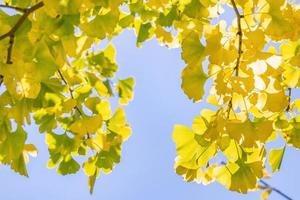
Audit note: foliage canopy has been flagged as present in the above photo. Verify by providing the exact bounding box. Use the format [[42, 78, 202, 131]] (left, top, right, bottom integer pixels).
[[0, 0, 299, 198]]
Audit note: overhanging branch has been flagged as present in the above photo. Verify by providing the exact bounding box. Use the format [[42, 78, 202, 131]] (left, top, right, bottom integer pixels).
[[0, 1, 44, 42], [227, 0, 244, 118], [0, 1, 44, 87]]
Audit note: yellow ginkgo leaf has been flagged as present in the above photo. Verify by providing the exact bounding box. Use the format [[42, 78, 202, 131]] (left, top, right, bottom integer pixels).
[[172, 125, 216, 170], [108, 107, 131, 141], [261, 189, 272, 200], [268, 146, 285, 173], [69, 115, 102, 136], [214, 161, 264, 193]]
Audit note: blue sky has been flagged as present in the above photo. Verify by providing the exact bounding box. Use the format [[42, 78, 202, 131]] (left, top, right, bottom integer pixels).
[[0, 29, 299, 200]]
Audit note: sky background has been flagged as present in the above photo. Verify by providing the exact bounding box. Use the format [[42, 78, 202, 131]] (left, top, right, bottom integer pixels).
[[1, 3, 300, 200]]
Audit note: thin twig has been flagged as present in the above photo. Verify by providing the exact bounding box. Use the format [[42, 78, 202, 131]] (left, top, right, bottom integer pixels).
[[227, 98, 233, 118], [286, 88, 292, 112], [58, 69, 74, 99], [259, 180, 293, 200], [0, 4, 27, 13], [58, 69, 91, 138], [57, 69, 83, 116], [6, 35, 14, 64]]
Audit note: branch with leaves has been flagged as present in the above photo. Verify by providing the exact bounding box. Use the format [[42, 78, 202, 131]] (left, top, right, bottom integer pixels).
[[0, 1, 44, 63], [0, 1, 44, 86], [226, 0, 245, 118], [57, 69, 83, 115]]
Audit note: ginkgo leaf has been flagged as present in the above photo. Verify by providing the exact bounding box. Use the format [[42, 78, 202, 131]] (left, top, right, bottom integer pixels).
[[58, 156, 80, 175], [69, 115, 103, 136], [95, 147, 121, 173], [261, 189, 272, 200], [80, 10, 119, 40], [181, 31, 205, 64], [96, 100, 112, 120], [268, 146, 286, 173], [46, 132, 80, 170], [157, 5, 179, 27], [88, 48, 118, 78], [172, 125, 216, 170], [226, 118, 274, 147], [136, 22, 154, 47], [214, 161, 264, 193], [83, 156, 98, 177], [282, 117, 300, 148], [147, 0, 170, 10], [116, 77, 135, 105], [88, 170, 99, 194], [0, 127, 28, 176], [181, 64, 207, 102], [108, 107, 132, 141], [82, 155, 100, 193], [264, 0, 293, 40]]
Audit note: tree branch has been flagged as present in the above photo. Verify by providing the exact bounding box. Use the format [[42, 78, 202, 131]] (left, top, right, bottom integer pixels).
[[226, 0, 244, 118], [0, 74, 3, 87], [230, 0, 243, 76], [0, 1, 44, 87], [0, 1, 44, 41], [259, 180, 293, 200], [6, 35, 14, 64]]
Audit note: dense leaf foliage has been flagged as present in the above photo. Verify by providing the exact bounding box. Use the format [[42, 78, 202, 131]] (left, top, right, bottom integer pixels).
[[0, 0, 298, 198]]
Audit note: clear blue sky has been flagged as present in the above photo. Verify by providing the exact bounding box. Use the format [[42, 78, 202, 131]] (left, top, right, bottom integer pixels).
[[1, 5, 300, 200]]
